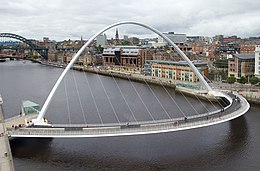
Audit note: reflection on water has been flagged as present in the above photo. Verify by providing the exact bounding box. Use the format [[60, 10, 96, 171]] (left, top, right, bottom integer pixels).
[[10, 138, 53, 158]]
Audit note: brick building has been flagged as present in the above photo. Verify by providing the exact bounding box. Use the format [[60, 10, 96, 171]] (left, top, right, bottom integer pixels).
[[102, 46, 153, 68]]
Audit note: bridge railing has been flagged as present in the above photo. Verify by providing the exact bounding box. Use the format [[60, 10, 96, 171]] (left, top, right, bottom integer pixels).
[[7, 95, 248, 137]]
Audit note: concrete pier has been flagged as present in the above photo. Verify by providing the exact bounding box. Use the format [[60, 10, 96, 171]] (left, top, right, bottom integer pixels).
[[0, 96, 15, 171]]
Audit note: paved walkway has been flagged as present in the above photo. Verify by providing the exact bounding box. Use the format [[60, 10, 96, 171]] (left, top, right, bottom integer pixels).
[[0, 96, 15, 171], [7, 94, 249, 138]]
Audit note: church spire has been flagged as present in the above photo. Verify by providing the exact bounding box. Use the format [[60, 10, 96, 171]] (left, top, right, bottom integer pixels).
[[115, 28, 120, 45], [115, 28, 119, 40]]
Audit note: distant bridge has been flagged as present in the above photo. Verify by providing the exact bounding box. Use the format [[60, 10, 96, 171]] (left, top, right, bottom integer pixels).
[[0, 33, 48, 59]]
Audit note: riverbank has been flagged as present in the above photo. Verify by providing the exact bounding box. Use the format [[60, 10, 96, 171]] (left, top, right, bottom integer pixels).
[[238, 91, 260, 104]]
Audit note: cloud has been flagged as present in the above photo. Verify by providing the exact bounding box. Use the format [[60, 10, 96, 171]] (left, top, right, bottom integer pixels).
[[0, 0, 259, 40]]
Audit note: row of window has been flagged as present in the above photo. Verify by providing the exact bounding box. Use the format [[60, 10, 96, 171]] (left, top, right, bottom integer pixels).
[[103, 51, 138, 54], [153, 69, 193, 76], [152, 73, 197, 82], [122, 51, 138, 54]]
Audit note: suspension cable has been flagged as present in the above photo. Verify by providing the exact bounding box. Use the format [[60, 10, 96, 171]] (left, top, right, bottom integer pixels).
[[149, 50, 187, 118], [142, 79, 172, 119], [176, 86, 200, 115], [82, 68, 104, 125], [203, 75, 225, 109], [95, 69, 121, 123], [72, 68, 87, 124], [64, 77, 71, 125], [158, 80, 187, 118], [114, 56, 155, 121], [111, 76, 138, 122]]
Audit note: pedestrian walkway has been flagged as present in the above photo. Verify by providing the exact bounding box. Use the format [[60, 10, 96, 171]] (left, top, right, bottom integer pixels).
[[0, 96, 15, 171]]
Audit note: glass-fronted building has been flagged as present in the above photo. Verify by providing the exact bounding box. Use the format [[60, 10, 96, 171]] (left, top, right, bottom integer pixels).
[[228, 54, 255, 80]]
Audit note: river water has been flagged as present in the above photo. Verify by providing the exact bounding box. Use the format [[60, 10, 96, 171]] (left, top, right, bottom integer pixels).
[[0, 60, 259, 171]]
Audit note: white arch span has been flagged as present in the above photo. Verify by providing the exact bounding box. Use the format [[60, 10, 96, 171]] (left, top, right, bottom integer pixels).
[[33, 21, 230, 125]]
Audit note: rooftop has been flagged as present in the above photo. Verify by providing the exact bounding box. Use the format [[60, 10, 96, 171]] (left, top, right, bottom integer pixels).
[[22, 100, 40, 108], [146, 60, 208, 66], [233, 54, 255, 59]]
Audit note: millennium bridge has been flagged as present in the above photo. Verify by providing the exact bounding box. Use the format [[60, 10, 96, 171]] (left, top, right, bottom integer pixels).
[[3, 21, 250, 138]]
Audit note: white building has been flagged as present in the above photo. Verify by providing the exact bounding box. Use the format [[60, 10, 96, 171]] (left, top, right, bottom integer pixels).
[[103, 46, 142, 66], [147, 41, 166, 48], [96, 34, 108, 48], [158, 32, 187, 44], [255, 45, 260, 78]]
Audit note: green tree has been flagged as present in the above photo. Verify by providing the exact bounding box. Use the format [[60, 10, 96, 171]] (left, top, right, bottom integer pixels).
[[213, 59, 228, 68], [121, 41, 130, 45], [221, 70, 228, 80], [208, 69, 228, 81], [96, 45, 104, 54], [164, 45, 170, 51], [239, 76, 247, 84], [227, 76, 236, 84], [26, 53, 38, 59], [250, 76, 260, 84]]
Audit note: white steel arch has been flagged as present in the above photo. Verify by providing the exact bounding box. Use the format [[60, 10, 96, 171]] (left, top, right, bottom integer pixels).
[[33, 21, 222, 125]]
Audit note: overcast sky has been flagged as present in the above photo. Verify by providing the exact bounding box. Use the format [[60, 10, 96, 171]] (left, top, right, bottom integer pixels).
[[1, 0, 260, 40]]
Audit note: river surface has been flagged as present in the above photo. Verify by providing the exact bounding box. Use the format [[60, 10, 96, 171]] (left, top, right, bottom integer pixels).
[[0, 60, 259, 171]]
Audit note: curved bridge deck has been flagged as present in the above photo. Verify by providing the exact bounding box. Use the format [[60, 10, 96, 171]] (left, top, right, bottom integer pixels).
[[7, 94, 249, 138]]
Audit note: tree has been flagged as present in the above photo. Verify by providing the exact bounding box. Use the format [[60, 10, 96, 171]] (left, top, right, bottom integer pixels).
[[96, 45, 104, 54], [227, 76, 236, 84], [213, 59, 228, 68], [164, 45, 170, 51], [121, 41, 130, 45], [208, 69, 228, 81], [26, 53, 39, 59], [250, 76, 260, 85], [239, 76, 247, 84]]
